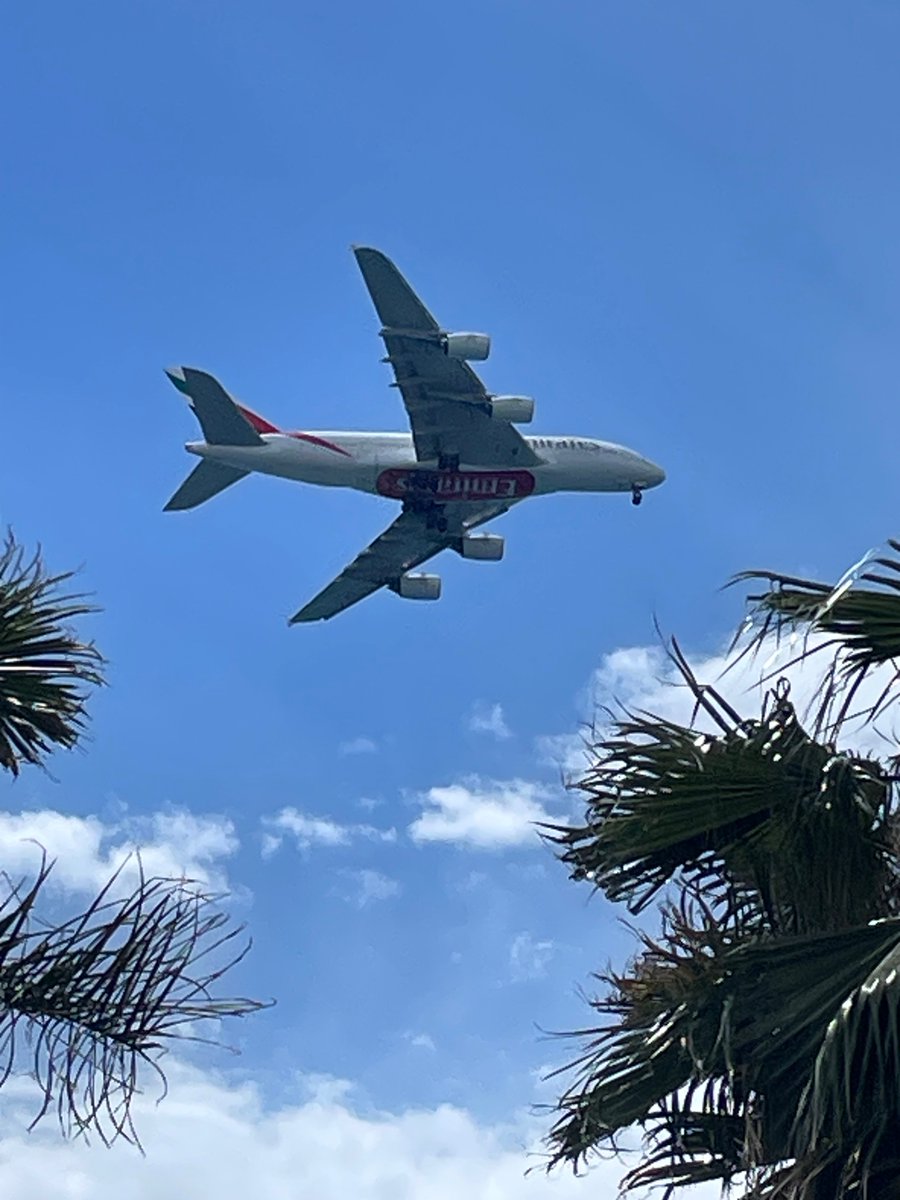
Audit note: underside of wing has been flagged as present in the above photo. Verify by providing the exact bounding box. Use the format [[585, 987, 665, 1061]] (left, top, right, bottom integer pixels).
[[290, 501, 511, 624], [352, 247, 540, 469]]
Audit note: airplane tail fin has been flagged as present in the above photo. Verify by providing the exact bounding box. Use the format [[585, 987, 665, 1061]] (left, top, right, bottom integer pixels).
[[165, 366, 281, 444], [164, 366, 278, 511], [163, 460, 250, 511]]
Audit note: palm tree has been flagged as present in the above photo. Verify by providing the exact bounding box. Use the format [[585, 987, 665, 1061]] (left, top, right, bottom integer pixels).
[[542, 538, 900, 1199], [0, 530, 266, 1144], [0, 533, 103, 775]]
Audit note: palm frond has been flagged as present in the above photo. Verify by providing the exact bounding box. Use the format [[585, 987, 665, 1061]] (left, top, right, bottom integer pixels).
[[792, 929, 900, 1171], [543, 664, 896, 934], [621, 1108, 749, 1195], [731, 538, 900, 737], [544, 538, 900, 1197], [0, 853, 269, 1146], [545, 899, 740, 1172], [0, 533, 103, 776], [547, 919, 900, 1183]]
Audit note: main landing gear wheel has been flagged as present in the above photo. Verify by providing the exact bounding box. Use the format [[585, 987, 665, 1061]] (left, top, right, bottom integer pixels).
[[425, 510, 449, 533], [631, 486, 643, 506]]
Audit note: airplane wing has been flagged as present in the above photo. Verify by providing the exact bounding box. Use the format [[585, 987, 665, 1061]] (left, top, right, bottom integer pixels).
[[353, 247, 540, 468], [290, 500, 511, 624]]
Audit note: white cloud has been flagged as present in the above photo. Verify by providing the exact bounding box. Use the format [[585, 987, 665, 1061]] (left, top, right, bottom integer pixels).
[[404, 1031, 437, 1052], [0, 1063, 705, 1200], [607, 636, 900, 756], [529, 1063, 565, 1102], [269, 811, 351, 848], [509, 932, 556, 982], [408, 778, 559, 850], [456, 869, 489, 891], [0, 808, 238, 896], [262, 808, 396, 856], [467, 703, 513, 741], [537, 645, 682, 777], [260, 832, 283, 859], [535, 732, 591, 777], [339, 868, 401, 907], [339, 736, 378, 756], [539, 632, 900, 782]]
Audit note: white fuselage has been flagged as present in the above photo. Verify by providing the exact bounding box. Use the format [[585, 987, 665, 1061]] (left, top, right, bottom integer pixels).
[[185, 430, 666, 501]]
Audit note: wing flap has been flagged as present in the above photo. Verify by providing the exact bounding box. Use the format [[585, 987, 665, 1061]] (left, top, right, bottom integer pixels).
[[290, 509, 441, 624], [290, 501, 511, 624], [352, 247, 540, 468]]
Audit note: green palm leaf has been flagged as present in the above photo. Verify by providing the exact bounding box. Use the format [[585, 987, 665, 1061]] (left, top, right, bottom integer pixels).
[[0, 532, 268, 1145], [545, 901, 740, 1170], [544, 535, 900, 1197], [542, 663, 893, 934], [0, 532, 103, 775], [547, 918, 900, 1187], [0, 853, 269, 1145], [793, 931, 900, 1163], [732, 538, 900, 735], [621, 1110, 748, 1193]]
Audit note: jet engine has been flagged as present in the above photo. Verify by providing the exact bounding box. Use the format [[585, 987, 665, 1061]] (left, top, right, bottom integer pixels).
[[442, 332, 491, 361], [457, 534, 505, 561], [490, 395, 535, 424], [395, 572, 441, 600]]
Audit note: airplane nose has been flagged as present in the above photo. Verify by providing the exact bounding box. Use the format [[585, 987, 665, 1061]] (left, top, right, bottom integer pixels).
[[635, 457, 666, 488]]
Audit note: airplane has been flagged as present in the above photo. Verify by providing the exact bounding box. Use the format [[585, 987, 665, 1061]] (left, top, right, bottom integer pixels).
[[163, 246, 666, 624]]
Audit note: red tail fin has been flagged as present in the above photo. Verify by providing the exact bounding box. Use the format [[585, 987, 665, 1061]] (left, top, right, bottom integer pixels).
[[234, 403, 280, 434], [166, 367, 281, 435]]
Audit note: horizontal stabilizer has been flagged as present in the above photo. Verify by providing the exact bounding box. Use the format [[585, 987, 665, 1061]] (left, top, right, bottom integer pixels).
[[164, 460, 249, 511], [166, 366, 264, 447]]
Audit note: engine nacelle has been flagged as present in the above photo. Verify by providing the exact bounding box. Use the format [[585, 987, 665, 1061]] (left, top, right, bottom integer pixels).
[[396, 572, 441, 601], [442, 332, 491, 361], [457, 534, 505, 561], [490, 395, 535, 424]]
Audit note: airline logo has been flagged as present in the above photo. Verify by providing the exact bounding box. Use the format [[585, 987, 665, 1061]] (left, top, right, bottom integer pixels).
[[377, 468, 535, 501]]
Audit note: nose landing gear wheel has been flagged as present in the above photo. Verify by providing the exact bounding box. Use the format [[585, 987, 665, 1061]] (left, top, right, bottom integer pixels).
[[631, 487, 643, 506]]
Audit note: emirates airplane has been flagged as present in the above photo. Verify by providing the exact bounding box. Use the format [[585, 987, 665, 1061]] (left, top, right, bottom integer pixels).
[[164, 246, 665, 623]]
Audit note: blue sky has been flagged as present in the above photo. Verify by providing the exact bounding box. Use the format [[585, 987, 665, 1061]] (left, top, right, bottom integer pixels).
[[2, 2, 899, 1195]]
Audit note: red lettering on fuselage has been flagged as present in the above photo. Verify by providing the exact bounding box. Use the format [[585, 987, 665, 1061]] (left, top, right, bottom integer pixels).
[[376, 469, 536, 502]]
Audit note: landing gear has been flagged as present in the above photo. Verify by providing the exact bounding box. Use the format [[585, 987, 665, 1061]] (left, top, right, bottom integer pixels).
[[400, 463, 452, 533], [631, 486, 643, 507], [430, 455, 456, 532]]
